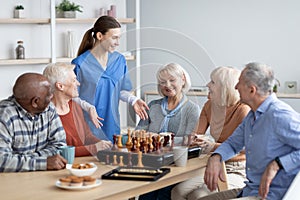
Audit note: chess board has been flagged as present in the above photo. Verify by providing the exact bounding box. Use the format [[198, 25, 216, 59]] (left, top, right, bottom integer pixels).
[[97, 146, 201, 169], [102, 166, 171, 181], [97, 148, 174, 168]]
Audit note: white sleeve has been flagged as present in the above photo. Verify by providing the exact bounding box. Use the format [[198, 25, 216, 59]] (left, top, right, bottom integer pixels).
[[120, 90, 139, 105], [72, 97, 95, 112]]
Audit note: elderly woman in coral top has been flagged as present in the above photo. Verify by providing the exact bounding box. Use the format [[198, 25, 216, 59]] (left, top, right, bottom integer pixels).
[[171, 66, 250, 200], [43, 63, 112, 157]]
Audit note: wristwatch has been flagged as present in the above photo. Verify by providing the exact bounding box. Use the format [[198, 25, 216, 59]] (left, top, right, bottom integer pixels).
[[275, 157, 283, 169], [210, 153, 222, 162]]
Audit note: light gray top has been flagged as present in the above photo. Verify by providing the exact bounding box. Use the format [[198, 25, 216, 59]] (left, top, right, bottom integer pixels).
[[136, 96, 200, 145]]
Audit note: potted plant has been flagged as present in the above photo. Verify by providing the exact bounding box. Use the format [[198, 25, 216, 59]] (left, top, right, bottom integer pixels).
[[14, 5, 25, 18], [56, 0, 83, 18]]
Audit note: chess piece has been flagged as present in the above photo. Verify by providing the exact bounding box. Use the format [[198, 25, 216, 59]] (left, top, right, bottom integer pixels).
[[136, 137, 141, 152], [143, 136, 149, 153], [106, 155, 110, 165], [119, 156, 124, 166], [163, 135, 170, 147], [112, 154, 118, 166], [117, 135, 123, 148], [156, 135, 161, 154], [126, 129, 133, 151], [140, 137, 145, 153], [152, 135, 157, 152], [131, 137, 137, 152], [111, 134, 118, 150], [136, 151, 144, 167], [149, 135, 154, 152], [170, 133, 175, 151]]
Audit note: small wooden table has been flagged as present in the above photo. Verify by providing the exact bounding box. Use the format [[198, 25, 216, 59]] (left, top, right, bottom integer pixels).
[[0, 155, 209, 200]]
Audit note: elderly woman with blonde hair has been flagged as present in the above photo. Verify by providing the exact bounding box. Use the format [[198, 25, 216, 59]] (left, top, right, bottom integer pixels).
[[171, 66, 250, 200], [43, 63, 112, 157]]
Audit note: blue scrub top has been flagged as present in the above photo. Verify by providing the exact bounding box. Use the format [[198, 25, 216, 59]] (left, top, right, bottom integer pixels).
[[72, 50, 132, 142]]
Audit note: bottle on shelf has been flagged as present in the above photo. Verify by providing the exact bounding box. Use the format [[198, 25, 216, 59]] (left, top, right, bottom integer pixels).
[[66, 31, 75, 58], [15, 40, 25, 59]]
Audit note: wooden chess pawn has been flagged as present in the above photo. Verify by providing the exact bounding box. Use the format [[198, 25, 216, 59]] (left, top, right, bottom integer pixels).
[[143, 136, 149, 153], [136, 137, 141, 151], [141, 130, 146, 139], [136, 151, 144, 167], [106, 155, 110, 165], [117, 135, 123, 148], [156, 135, 161, 154], [119, 156, 124, 166], [126, 129, 133, 151], [112, 155, 118, 166], [148, 136, 153, 153]]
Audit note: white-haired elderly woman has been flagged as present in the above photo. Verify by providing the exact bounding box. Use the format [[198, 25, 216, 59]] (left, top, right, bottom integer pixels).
[[137, 63, 200, 200], [171, 66, 251, 200], [136, 63, 200, 146], [43, 63, 112, 157]]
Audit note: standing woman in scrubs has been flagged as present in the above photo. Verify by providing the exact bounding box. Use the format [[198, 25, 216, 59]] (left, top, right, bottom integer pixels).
[[72, 16, 149, 142]]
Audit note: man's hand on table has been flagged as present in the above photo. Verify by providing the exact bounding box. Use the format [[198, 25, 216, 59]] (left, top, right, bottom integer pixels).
[[47, 154, 67, 170]]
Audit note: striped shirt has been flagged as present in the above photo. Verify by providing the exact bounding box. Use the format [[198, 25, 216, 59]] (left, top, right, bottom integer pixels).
[[0, 96, 66, 172]]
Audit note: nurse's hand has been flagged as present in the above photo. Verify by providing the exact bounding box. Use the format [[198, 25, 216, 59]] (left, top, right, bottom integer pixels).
[[133, 99, 149, 120], [89, 106, 103, 128]]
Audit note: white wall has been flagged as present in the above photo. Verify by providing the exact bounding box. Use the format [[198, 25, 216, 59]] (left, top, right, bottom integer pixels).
[[0, 0, 127, 99], [2, 0, 300, 113], [138, 0, 300, 111]]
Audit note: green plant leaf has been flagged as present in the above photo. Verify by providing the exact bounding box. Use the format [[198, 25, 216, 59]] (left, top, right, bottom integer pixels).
[[56, 0, 83, 12]]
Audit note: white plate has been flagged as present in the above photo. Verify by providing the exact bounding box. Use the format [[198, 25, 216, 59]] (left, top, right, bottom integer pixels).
[[55, 179, 102, 190]]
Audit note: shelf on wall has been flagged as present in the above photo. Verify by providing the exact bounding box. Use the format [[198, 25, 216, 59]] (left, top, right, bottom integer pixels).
[[55, 18, 135, 24], [0, 18, 50, 24], [0, 18, 135, 25], [0, 58, 50, 65], [276, 93, 300, 99], [0, 55, 135, 66]]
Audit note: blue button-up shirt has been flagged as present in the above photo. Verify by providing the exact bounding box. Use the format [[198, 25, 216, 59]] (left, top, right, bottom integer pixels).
[[215, 93, 300, 199]]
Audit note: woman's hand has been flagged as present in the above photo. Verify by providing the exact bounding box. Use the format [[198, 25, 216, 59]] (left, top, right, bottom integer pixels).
[[95, 140, 113, 151], [191, 135, 215, 154], [133, 99, 149, 120], [89, 107, 104, 128]]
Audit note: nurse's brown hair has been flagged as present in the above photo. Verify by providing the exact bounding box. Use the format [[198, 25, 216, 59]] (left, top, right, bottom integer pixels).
[[77, 16, 121, 56]]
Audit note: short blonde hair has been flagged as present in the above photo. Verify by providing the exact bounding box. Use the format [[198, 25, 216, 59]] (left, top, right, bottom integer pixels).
[[210, 66, 241, 106], [156, 63, 191, 96], [43, 62, 75, 89]]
